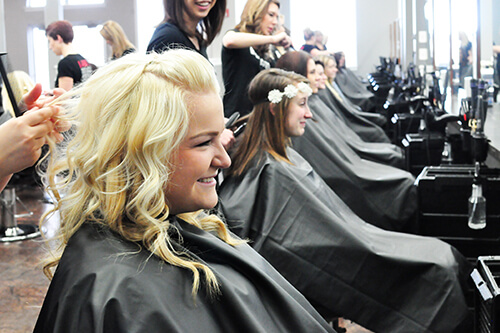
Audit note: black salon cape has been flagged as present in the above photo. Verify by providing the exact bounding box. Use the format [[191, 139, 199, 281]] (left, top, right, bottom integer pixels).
[[327, 81, 387, 128], [34, 219, 334, 333], [318, 83, 389, 144], [335, 68, 377, 111], [292, 94, 417, 231], [219, 149, 471, 333], [308, 94, 404, 169]]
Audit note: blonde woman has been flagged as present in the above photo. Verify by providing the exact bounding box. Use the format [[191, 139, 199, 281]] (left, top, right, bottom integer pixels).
[[100, 20, 136, 60], [222, 0, 292, 117], [1, 71, 35, 117], [34, 50, 333, 333]]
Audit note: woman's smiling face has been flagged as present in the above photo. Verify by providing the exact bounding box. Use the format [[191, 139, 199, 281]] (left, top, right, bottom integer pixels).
[[306, 58, 320, 93], [284, 90, 313, 137], [183, 0, 217, 28], [165, 90, 231, 215]]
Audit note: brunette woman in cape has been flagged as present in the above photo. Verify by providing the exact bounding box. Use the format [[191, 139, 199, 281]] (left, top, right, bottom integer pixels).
[[333, 51, 380, 112], [219, 68, 471, 333], [276, 51, 416, 230], [34, 50, 334, 333], [281, 52, 403, 169], [316, 55, 389, 142]]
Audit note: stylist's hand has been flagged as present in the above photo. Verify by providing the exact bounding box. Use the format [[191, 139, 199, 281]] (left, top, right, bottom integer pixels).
[[18, 83, 66, 113], [21, 83, 70, 135], [0, 105, 60, 179], [272, 32, 291, 48]]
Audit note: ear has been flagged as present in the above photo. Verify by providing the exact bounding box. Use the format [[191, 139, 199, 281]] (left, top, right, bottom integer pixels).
[[269, 103, 276, 116], [56, 35, 64, 43]]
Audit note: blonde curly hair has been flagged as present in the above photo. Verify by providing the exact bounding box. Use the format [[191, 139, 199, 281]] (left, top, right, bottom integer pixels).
[[40, 49, 241, 297]]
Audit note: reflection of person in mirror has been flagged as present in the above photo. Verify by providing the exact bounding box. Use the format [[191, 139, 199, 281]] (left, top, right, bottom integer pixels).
[[458, 31, 473, 87], [493, 43, 500, 88]]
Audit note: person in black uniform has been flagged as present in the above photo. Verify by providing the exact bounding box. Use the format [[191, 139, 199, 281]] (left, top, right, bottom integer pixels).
[[46, 20, 93, 91], [147, 0, 226, 57], [300, 28, 332, 58], [300, 27, 316, 53], [34, 49, 335, 333], [221, 0, 292, 118], [148, 0, 235, 149]]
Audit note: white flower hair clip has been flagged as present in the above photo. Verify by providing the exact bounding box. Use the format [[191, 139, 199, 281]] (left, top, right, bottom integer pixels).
[[267, 82, 313, 104]]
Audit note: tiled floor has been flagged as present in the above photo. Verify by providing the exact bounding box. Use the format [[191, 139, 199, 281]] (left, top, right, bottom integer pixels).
[[0, 184, 52, 333]]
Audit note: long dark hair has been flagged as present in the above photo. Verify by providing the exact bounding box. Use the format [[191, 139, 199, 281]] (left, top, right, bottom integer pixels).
[[334, 51, 345, 69], [229, 68, 309, 177], [163, 0, 227, 46]]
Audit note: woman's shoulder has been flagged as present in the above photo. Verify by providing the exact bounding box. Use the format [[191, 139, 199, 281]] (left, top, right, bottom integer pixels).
[[154, 22, 182, 35], [300, 44, 316, 52], [37, 223, 207, 332], [229, 149, 313, 182], [58, 54, 83, 65], [147, 22, 189, 52], [57, 223, 176, 280]]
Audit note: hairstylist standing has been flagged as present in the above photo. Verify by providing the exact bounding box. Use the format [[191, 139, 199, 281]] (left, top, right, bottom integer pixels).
[[221, 0, 292, 118], [147, 0, 226, 58]]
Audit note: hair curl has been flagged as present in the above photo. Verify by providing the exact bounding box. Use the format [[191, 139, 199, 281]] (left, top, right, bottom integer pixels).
[[40, 50, 242, 298]]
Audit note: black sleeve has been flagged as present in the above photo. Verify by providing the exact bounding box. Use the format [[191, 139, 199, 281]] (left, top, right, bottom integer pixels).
[[147, 24, 192, 53], [57, 58, 78, 80]]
